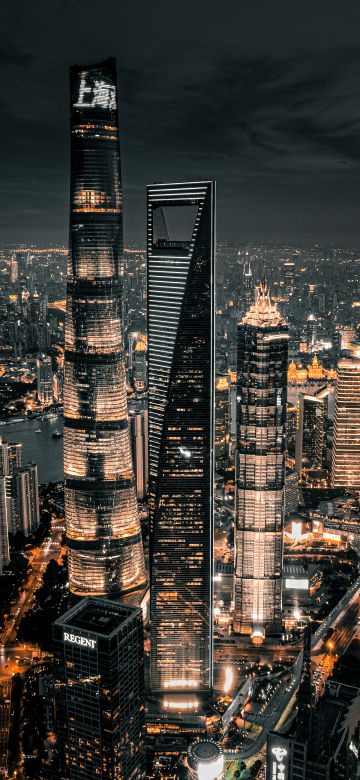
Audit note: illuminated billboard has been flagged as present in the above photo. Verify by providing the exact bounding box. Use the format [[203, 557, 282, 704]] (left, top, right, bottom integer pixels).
[[74, 72, 116, 110], [323, 531, 342, 543], [266, 734, 289, 780], [284, 578, 309, 591], [271, 745, 289, 780], [63, 631, 96, 649]]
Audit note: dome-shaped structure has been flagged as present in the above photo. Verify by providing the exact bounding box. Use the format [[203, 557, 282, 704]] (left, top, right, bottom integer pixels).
[[188, 740, 224, 780]]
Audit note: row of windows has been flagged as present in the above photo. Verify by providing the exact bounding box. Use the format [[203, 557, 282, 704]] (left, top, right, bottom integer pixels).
[[65, 487, 139, 540], [64, 360, 128, 421], [68, 542, 146, 597], [64, 427, 133, 480]]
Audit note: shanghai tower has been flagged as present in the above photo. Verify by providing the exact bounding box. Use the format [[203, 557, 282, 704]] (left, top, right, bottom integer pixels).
[[64, 58, 146, 597]]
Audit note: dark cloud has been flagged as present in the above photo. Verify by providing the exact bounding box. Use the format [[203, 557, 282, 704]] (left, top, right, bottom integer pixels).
[[1, 0, 360, 244], [125, 47, 360, 166], [0, 37, 35, 66]]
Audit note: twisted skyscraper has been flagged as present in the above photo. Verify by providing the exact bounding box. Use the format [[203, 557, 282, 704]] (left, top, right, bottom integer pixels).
[[64, 58, 146, 597]]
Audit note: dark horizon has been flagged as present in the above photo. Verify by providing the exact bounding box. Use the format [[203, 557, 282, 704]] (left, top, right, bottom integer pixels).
[[2, 0, 360, 246]]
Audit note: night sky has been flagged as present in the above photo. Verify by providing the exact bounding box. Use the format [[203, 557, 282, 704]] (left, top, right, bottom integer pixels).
[[2, 0, 360, 245]]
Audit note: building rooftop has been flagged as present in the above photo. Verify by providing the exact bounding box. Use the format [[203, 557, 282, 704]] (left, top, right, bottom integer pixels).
[[242, 279, 287, 328], [54, 596, 140, 637]]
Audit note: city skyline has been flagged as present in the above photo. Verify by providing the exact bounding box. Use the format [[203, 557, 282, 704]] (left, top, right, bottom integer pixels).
[[0, 8, 360, 776]]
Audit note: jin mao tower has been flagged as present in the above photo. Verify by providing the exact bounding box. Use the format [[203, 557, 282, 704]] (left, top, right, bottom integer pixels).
[[234, 281, 288, 639]]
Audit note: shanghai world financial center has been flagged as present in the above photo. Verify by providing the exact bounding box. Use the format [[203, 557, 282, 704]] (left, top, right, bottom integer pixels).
[[147, 182, 215, 694]]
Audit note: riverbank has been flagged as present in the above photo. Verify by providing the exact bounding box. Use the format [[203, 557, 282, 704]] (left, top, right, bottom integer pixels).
[[0, 415, 64, 484]]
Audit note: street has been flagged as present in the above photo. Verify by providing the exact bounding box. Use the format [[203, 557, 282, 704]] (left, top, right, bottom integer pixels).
[[0, 517, 65, 678], [223, 573, 360, 760]]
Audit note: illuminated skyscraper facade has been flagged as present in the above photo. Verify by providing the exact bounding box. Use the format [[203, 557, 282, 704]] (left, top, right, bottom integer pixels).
[[215, 375, 231, 464], [64, 58, 146, 597], [234, 282, 288, 639], [36, 354, 54, 405], [0, 479, 10, 575], [148, 181, 215, 693], [53, 597, 145, 780], [332, 347, 360, 489], [13, 463, 40, 536], [129, 406, 148, 502], [295, 387, 329, 479]]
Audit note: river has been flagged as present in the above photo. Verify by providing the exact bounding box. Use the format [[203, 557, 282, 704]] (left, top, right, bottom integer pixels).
[[0, 415, 64, 484], [0, 385, 334, 486]]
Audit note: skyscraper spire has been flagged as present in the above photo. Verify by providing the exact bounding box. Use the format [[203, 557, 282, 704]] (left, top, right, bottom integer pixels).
[[64, 58, 146, 598], [242, 278, 286, 328]]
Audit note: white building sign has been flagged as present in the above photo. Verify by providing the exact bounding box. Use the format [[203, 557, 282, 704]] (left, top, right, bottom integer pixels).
[[74, 73, 116, 110], [63, 631, 97, 649], [271, 746, 288, 780]]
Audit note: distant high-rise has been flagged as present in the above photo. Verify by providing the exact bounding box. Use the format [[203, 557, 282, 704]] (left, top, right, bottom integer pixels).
[[53, 597, 145, 780], [332, 346, 360, 489], [243, 254, 253, 312], [129, 406, 148, 502], [10, 463, 40, 536], [0, 437, 22, 477], [147, 181, 215, 693], [296, 625, 314, 742], [0, 680, 11, 775], [283, 259, 295, 300], [6, 442, 22, 475], [3, 462, 40, 538], [306, 314, 317, 350], [295, 388, 329, 479], [285, 470, 299, 516], [10, 257, 18, 284], [234, 281, 288, 639], [0, 479, 10, 575], [339, 326, 356, 352], [132, 340, 147, 391], [36, 354, 53, 405], [64, 58, 146, 597], [30, 290, 41, 322], [53, 370, 64, 403], [0, 438, 23, 560], [215, 375, 231, 464]]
